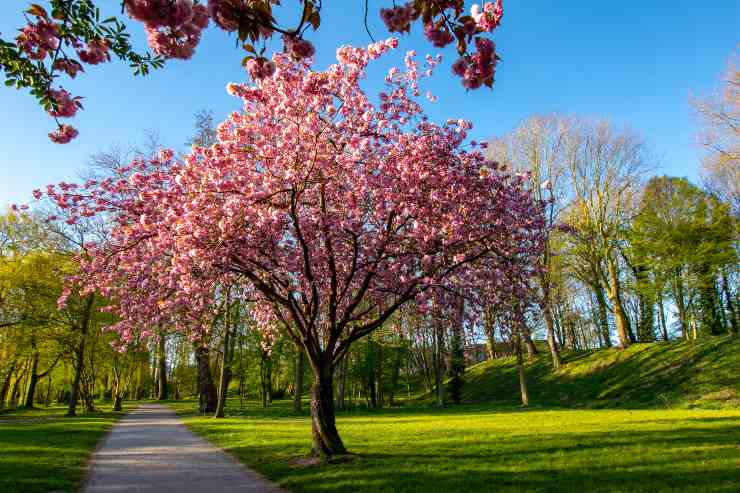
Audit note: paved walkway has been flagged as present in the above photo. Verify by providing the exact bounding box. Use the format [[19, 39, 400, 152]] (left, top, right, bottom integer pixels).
[[84, 404, 282, 493]]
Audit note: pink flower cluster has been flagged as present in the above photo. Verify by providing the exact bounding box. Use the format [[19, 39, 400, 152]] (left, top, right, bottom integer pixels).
[[16, 16, 59, 60], [452, 37, 497, 89], [246, 57, 276, 80], [53, 58, 84, 78], [47, 88, 80, 118], [125, 0, 209, 59], [283, 35, 316, 60], [207, 0, 240, 31], [423, 23, 454, 48], [48, 124, 79, 144], [471, 1, 504, 32], [379, 3, 418, 33], [77, 39, 110, 65]]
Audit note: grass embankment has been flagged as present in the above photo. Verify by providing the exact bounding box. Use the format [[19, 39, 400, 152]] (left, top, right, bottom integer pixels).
[[171, 400, 740, 493], [0, 404, 124, 493], [458, 336, 740, 408]]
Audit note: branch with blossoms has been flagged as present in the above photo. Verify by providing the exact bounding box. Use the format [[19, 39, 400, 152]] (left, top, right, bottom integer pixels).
[[2, 0, 505, 144]]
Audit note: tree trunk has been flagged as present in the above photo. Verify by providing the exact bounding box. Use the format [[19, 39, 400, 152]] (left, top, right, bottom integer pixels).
[[543, 307, 561, 369], [310, 365, 347, 458], [194, 345, 218, 413], [434, 317, 445, 407], [484, 306, 497, 359], [722, 272, 738, 334], [68, 295, 94, 417], [658, 295, 669, 342], [112, 394, 123, 412], [593, 285, 612, 347], [157, 334, 168, 400], [606, 256, 631, 348], [335, 354, 347, 411], [523, 331, 538, 359], [214, 324, 232, 418], [67, 336, 85, 416], [293, 348, 305, 413], [515, 327, 529, 407], [23, 352, 40, 409], [672, 273, 689, 339], [0, 359, 17, 409]]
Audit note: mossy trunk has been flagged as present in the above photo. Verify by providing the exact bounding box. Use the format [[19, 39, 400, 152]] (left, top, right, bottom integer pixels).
[[23, 352, 40, 408]]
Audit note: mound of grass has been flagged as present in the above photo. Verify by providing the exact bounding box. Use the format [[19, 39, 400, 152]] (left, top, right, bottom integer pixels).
[[457, 336, 740, 409], [0, 404, 124, 493], [171, 399, 740, 493]]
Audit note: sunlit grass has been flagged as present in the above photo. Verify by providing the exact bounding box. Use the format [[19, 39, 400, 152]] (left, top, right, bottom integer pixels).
[[171, 399, 740, 493], [0, 404, 124, 493]]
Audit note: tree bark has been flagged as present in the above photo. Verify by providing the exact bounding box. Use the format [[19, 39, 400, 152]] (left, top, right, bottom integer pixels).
[[543, 306, 561, 369], [67, 295, 94, 417], [157, 334, 168, 400], [310, 365, 347, 458], [0, 359, 17, 409], [605, 256, 631, 348], [483, 306, 497, 359], [293, 347, 305, 413], [523, 330, 538, 359], [721, 272, 738, 334], [23, 353, 39, 409], [434, 317, 445, 407], [194, 345, 218, 414], [515, 327, 529, 407], [214, 322, 232, 418], [593, 285, 612, 347], [658, 294, 669, 342]]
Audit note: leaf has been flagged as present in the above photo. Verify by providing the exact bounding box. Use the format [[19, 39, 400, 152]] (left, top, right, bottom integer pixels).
[[4, 79, 15, 87], [243, 43, 256, 54], [26, 4, 48, 18], [310, 12, 321, 31]]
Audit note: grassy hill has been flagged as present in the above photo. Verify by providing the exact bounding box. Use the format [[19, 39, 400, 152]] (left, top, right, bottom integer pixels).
[[451, 336, 740, 409]]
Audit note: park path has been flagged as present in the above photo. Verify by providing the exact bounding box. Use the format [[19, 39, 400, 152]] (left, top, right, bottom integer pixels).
[[83, 403, 283, 493]]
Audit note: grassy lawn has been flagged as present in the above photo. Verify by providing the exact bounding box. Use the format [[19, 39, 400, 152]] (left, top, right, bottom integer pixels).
[[0, 404, 125, 493], [170, 399, 740, 493]]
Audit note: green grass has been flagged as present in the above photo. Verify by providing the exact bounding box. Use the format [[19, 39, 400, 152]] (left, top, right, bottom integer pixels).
[[170, 399, 740, 493], [455, 336, 740, 409], [0, 404, 124, 493]]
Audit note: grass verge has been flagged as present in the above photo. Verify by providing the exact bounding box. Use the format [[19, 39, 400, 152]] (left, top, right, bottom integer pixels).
[[0, 404, 125, 493]]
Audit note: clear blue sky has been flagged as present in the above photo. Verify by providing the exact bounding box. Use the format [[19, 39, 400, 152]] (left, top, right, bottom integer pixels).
[[1, 1, 738, 208]]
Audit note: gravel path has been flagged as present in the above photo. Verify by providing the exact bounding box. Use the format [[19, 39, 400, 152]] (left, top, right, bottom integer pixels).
[[83, 403, 282, 493]]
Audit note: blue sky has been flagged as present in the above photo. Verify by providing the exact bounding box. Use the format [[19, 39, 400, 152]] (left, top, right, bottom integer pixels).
[[1, 1, 738, 208]]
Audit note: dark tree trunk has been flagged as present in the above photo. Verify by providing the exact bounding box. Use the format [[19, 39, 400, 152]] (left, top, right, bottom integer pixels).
[[215, 325, 232, 418], [434, 317, 445, 407], [0, 359, 17, 409], [293, 348, 305, 413], [67, 295, 94, 417], [335, 354, 347, 411], [593, 285, 612, 347], [194, 345, 218, 413], [658, 295, 669, 342], [310, 366, 347, 458], [157, 334, 168, 400], [23, 353, 40, 409], [388, 348, 402, 406], [67, 337, 85, 417], [112, 394, 123, 412]]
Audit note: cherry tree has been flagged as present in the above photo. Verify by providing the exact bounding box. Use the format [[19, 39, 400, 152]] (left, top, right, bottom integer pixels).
[[1, 0, 504, 144], [35, 40, 541, 457]]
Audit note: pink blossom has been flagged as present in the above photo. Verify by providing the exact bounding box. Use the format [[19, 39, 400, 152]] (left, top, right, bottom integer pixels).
[[48, 89, 80, 118], [77, 39, 110, 65], [48, 124, 79, 144]]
